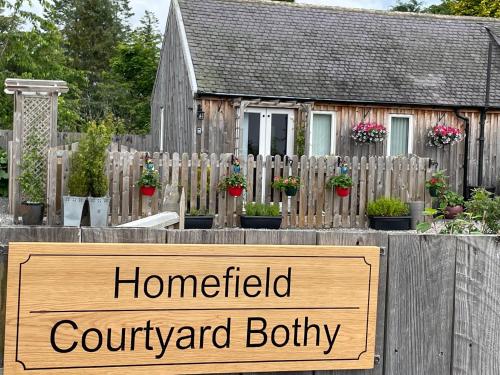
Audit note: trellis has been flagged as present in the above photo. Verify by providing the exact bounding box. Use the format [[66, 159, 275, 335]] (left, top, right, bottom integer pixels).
[[5, 79, 68, 221]]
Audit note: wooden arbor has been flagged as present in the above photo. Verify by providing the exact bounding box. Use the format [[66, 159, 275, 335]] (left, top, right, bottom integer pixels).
[[4, 79, 69, 220]]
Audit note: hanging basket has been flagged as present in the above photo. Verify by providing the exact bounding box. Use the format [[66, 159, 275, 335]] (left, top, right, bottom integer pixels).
[[228, 186, 244, 197], [284, 186, 298, 197], [140, 186, 156, 196], [336, 187, 351, 197]]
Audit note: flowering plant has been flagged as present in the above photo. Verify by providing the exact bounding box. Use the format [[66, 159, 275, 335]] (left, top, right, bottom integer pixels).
[[352, 122, 387, 144], [272, 176, 300, 190], [427, 125, 464, 147], [425, 170, 447, 197]]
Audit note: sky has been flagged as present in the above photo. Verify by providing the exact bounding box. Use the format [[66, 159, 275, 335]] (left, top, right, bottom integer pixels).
[[128, 0, 442, 32]]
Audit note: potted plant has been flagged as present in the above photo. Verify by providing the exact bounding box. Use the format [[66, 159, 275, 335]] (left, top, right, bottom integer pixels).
[[425, 170, 447, 198], [440, 190, 465, 220], [241, 202, 282, 229], [272, 176, 300, 197], [85, 120, 112, 227], [218, 173, 247, 197], [64, 151, 88, 227], [351, 122, 387, 144], [327, 174, 353, 197], [137, 160, 161, 196], [18, 135, 45, 225], [184, 208, 214, 229], [427, 124, 464, 148], [367, 197, 411, 230]]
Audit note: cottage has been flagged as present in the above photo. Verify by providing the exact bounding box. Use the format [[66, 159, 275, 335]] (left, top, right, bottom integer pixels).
[[152, 0, 500, 194]]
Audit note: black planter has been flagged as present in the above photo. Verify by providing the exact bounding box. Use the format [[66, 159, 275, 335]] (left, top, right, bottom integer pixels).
[[284, 186, 298, 197], [368, 216, 412, 231], [240, 216, 282, 229], [184, 216, 214, 229], [21, 203, 44, 226]]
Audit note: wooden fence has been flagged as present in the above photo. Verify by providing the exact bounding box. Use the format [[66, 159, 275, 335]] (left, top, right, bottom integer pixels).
[[0, 229, 498, 375], [45, 151, 434, 228], [0, 130, 154, 152]]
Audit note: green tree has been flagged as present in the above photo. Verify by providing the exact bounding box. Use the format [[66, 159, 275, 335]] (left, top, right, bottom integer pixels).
[[96, 11, 160, 134], [447, 0, 500, 17], [0, 2, 86, 130], [391, 0, 424, 12]]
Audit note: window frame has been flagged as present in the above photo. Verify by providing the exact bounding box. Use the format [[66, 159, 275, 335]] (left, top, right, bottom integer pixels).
[[309, 111, 336, 157], [387, 114, 414, 156]]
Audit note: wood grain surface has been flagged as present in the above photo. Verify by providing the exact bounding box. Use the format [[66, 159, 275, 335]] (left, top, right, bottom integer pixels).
[[4, 243, 379, 375]]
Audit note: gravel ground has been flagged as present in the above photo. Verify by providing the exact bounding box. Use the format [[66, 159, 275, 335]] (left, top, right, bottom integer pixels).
[[0, 197, 14, 226]]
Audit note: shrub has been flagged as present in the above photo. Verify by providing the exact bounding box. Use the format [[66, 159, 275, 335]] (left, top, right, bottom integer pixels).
[[367, 198, 410, 217], [327, 174, 353, 189], [245, 202, 280, 217], [18, 134, 45, 204], [0, 147, 7, 197], [67, 117, 113, 197], [465, 188, 500, 234]]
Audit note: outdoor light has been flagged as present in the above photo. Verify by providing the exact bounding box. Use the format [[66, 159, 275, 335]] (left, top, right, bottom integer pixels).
[[196, 104, 205, 120]]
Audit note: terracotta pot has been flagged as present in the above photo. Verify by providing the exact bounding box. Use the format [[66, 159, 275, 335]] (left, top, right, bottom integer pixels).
[[284, 186, 298, 197], [228, 186, 244, 197], [335, 187, 350, 197], [140, 186, 156, 196], [445, 205, 464, 220]]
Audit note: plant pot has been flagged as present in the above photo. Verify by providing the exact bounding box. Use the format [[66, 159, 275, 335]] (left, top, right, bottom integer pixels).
[[369, 216, 412, 231], [88, 197, 110, 227], [63, 196, 87, 227], [233, 165, 241, 173], [340, 166, 349, 175], [284, 186, 298, 197], [141, 186, 156, 196], [185, 215, 214, 229], [240, 215, 282, 229], [335, 187, 350, 197], [429, 186, 441, 198], [21, 202, 44, 226], [228, 186, 244, 197], [445, 205, 464, 220]]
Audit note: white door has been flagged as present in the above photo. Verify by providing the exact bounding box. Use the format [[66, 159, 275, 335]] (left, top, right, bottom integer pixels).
[[240, 108, 295, 202], [240, 108, 295, 158]]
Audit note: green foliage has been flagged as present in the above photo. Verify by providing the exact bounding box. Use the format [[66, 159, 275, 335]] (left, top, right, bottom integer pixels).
[[67, 152, 89, 197], [447, 0, 500, 17], [465, 188, 500, 234], [18, 134, 45, 204], [440, 190, 464, 208], [367, 198, 410, 217], [137, 169, 161, 189], [327, 174, 353, 189], [295, 125, 305, 156], [218, 173, 247, 191], [188, 208, 211, 216], [245, 202, 281, 217], [391, 0, 424, 12], [0, 147, 7, 197], [67, 116, 113, 197]]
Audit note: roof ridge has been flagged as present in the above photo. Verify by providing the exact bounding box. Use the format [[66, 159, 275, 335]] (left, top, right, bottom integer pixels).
[[206, 0, 500, 23]]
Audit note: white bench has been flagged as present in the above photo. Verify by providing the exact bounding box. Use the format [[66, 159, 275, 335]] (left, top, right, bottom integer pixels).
[[116, 186, 185, 229]]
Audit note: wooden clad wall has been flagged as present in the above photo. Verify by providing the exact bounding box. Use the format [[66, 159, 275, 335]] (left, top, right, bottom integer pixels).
[[195, 98, 500, 193], [151, 5, 195, 154]]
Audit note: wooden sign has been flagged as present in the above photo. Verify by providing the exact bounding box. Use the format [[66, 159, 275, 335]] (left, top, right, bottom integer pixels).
[[4, 243, 380, 374]]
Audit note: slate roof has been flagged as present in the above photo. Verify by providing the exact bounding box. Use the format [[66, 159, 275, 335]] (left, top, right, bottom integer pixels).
[[177, 0, 500, 108]]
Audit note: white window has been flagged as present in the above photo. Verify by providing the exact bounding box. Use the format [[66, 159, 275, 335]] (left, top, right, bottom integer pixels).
[[387, 114, 413, 156], [309, 111, 336, 156]]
